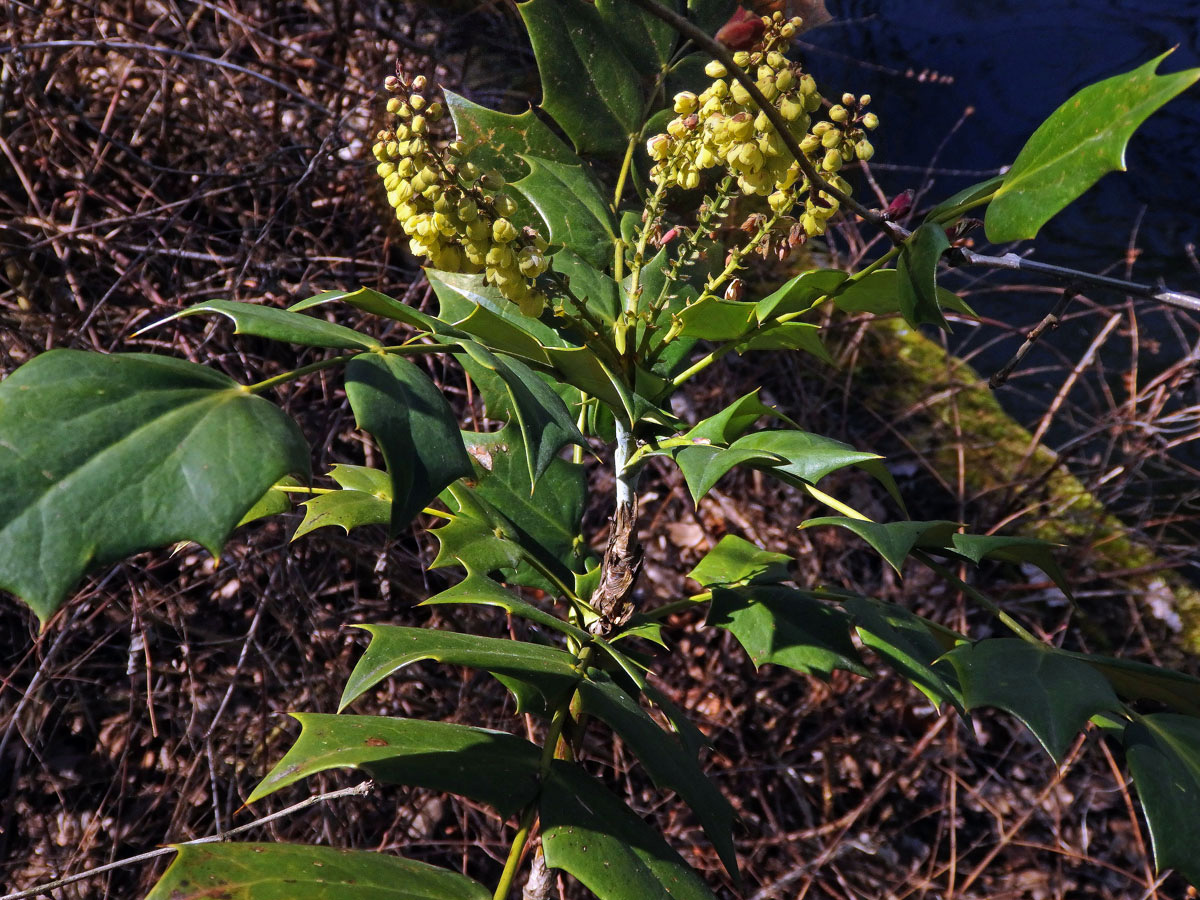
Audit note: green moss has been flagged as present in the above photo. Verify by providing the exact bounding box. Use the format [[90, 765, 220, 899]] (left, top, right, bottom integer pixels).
[[855, 319, 1200, 650]]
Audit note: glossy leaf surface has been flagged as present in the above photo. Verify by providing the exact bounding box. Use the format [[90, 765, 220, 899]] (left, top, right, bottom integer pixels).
[[250, 714, 540, 816], [833, 269, 972, 317], [896, 223, 952, 330], [0, 351, 309, 623], [541, 761, 718, 900], [684, 390, 786, 445], [688, 535, 793, 588], [520, 0, 643, 156], [708, 585, 867, 679], [986, 52, 1200, 243], [339, 625, 580, 711], [421, 570, 591, 642], [345, 353, 472, 532], [945, 639, 1120, 762], [578, 670, 739, 879], [800, 518, 960, 573], [514, 156, 615, 268], [161, 299, 380, 350], [755, 268, 848, 322], [146, 843, 491, 900], [1123, 713, 1200, 885]]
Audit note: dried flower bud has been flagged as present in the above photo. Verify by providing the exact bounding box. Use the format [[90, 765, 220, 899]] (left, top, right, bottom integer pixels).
[[724, 278, 744, 301]]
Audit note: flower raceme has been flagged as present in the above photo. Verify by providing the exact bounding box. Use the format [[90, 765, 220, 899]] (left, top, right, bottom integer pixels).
[[648, 11, 878, 238], [372, 73, 550, 316]]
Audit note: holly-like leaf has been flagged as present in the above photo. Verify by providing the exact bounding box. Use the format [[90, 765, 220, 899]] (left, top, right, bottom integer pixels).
[[735, 322, 832, 363], [153, 299, 380, 350], [684, 390, 787, 444], [1123, 713, 1200, 886], [513, 156, 615, 268], [945, 639, 1121, 763], [145, 843, 492, 900], [688, 0, 739, 34], [338, 625, 580, 712], [986, 52, 1200, 243], [595, 0, 676, 76], [755, 268, 848, 322], [444, 90, 577, 228], [673, 444, 784, 505], [237, 476, 300, 527], [541, 760, 718, 900], [345, 353, 472, 532], [838, 593, 965, 712], [1079, 655, 1200, 717], [729, 430, 896, 497], [520, 0, 645, 157], [430, 505, 525, 576], [897, 223, 952, 330], [688, 534, 793, 588], [421, 570, 591, 643], [833, 270, 972, 317], [800, 518, 960, 574], [924, 174, 1006, 223], [457, 426, 590, 589], [708, 585, 868, 679], [293, 488, 391, 539], [0, 351, 310, 624], [290, 287, 452, 336], [551, 250, 621, 323], [577, 670, 739, 880], [943, 532, 1070, 595], [678, 297, 757, 340], [250, 714, 541, 816]]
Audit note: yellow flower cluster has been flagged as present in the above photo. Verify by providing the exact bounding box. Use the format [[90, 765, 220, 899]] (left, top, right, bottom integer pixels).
[[647, 12, 879, 237], [373, 74, 550, 316]]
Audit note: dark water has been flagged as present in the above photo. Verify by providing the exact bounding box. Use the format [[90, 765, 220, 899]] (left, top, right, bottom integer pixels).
[[803, 1, 1200, 286]]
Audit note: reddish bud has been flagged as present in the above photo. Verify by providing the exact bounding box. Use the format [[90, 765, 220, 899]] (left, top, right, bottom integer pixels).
[[716, 6, 766, 49], [885, 189, 914, 220]]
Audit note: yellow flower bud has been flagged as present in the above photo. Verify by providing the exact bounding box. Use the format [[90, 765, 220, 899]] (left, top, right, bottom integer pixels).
[[855, 139, 875, 161], [829, 104, 848, 123], [647, 134, 671, 160], [492, 218, 518, 243], [673, 91, 698, 114], [821, 128, 842, 148], [386, 97, 403, 115], [409, 94, 426, 111], [862, 112, 879, 130], [732, 51, 750, 67], [821, 148, 843, 172], [704, 60, 727, 78], [775, 69, 795, 92]]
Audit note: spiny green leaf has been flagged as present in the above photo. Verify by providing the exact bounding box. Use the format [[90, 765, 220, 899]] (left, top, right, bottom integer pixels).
[[673, 444, 784, 505], [578, 670, 739, 881], [986, 52, 1200, 243], [735, 322, 832, 362], [1123, 713, 1200, 886], [249, 714, 540, 816], [945, 639, 1121, 763], [755, 268, 848, 322], [0, 351, 309, 624], [345, 354, 472, 532], [708, 585, 868, 679], [897, 223, 952, 330], [444, 90, 578, 228], [154, 299, 380, 350], [457, 426, 590, 590], [943, 532, 1070, 596], [683, 390, 787, 445], [925, 174, 1006, 223], [339, 625, 580, 712], [293, 488, 391, 540], [833, 270, 973, 317], [688, 0, 738, 33], [729, 430, 894, 494], [837, 593, 965, 712], [688, 534, 793, 588], [237, 476, 300, 528], [430, 507, 524, 576], [1078, 654, 1200, 717], [678, 296, 757, 340], [422, 570, 590, 642], [551, 249, 621, 323], [145, 843, 492, 900], [519, 0, 644, 157], [595, 0, 676, 76], [800, 518, 960, 574], [513, 156, 615, 268], [541, 760, 718, 900], [290, 287, 452, 335]]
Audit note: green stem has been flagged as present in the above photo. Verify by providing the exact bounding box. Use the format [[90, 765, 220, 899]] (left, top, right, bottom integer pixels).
[[913, 550, 1040, 643], [246, 355, 356, 394]]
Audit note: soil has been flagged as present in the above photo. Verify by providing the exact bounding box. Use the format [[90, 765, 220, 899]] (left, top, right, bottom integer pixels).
[[1, 3, 1196, 899]]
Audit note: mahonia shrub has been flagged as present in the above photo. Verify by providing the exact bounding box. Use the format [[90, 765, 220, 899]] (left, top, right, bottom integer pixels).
[[1, 3, 1199, 899]]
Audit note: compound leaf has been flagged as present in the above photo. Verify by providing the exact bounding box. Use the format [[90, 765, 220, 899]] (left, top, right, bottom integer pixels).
[[0, 351, 309, 624], [145, 843, 491, 900]]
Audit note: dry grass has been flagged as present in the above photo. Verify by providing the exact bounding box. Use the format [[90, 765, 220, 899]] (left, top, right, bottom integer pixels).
[[1, 2, 1197, 899]]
